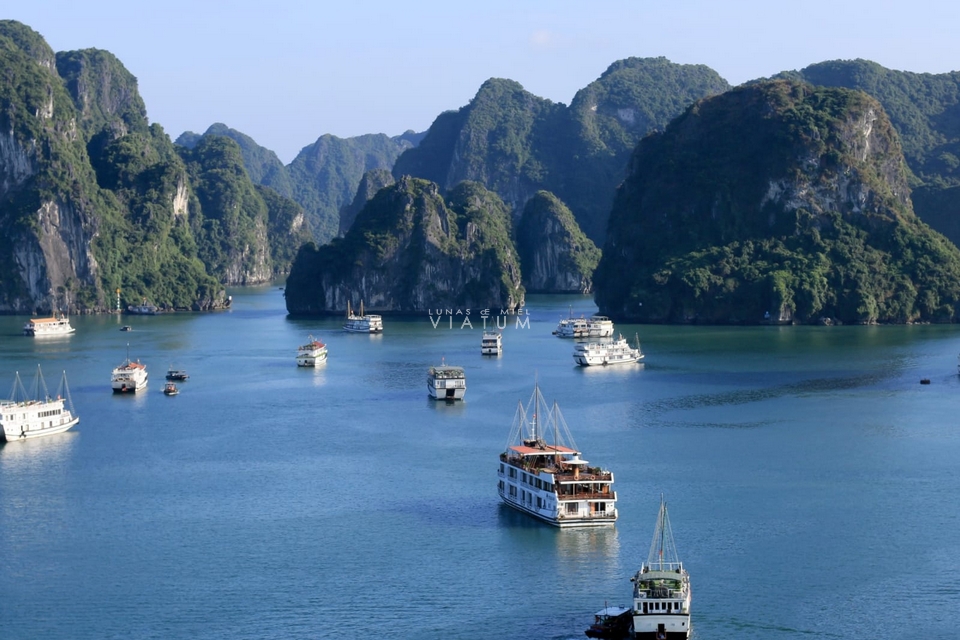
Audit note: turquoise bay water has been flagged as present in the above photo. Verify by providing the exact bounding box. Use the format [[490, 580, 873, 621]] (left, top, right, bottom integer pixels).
[[1, 287, 959, 639]]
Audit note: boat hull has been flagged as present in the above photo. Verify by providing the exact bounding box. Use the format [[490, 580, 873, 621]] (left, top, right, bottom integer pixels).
[[297, 353, 328, 367], [427, 384, 466, 400], [632, 617, 691, 640], [498, 493, 617, 528], [112, 379, 147, 393], [1, 416, 79, 441], [574, 354, 643, 366]]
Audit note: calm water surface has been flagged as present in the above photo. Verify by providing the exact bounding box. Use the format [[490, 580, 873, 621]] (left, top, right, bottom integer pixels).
[[1, 287, 959, 639]]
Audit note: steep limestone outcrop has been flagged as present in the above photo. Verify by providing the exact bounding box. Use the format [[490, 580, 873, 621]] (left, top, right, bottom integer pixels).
[[338, 168, 395, 237], [285, 178, 524, 314], [516, 191, 599, 293], [596, 80, 960, 324]]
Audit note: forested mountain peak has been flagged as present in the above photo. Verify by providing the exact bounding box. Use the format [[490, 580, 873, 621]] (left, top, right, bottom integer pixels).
[[596, 79, 960, 325]]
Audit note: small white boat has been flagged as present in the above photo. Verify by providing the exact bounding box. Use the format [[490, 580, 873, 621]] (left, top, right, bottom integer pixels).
[[343, 300, 383, 333], [112, 346, 148, 393], [631, 497, 692, 639], [498, 381, 617, 527], [427, 363, 466, 400], [297, 336, 328, 367], [1, 366, 79, 441], [481, 331, 502, 355], [23, 313, 75, 337], [574, 333, 643, 367]]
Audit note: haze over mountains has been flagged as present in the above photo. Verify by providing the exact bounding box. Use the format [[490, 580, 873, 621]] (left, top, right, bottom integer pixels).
[[4, 17, 960, 323]]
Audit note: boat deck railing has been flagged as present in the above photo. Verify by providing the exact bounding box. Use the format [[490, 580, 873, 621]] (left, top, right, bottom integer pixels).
[[500, 455, 613, 480]]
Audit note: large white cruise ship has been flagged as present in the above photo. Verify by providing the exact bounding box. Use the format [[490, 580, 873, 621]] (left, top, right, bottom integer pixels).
[[497, 382, 617, 527], [631, 497, 692, 639], [1, 366, 79, 441], [23, 314, 75, 337], [343, 301, 383, 333]]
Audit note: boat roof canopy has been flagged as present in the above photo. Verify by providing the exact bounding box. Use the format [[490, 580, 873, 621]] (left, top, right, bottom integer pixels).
[[508, 444, 578, 456]]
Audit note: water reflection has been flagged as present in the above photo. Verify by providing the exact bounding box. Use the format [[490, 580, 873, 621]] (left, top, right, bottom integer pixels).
[[0, 430, 78, 472]]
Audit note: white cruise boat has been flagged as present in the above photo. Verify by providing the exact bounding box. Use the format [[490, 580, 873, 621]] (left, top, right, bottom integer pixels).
[[586, 315, 615, 338], [553, 315, 589, 338], [481, 331, 502, 355], [343, 300, 383, 333], [23, 313, 75, 337], [497, 382, 617, 527], [111, 350, 148, 393], [573, 334, 643, 367], [1, 366, 79, 441], [427, 363, 466, 400], [631, 497, 692, 639], [297, 335, 328, 366]]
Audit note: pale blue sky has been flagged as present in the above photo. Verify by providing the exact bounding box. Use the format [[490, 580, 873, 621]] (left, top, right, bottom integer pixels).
[[8, 0, 960, 163]]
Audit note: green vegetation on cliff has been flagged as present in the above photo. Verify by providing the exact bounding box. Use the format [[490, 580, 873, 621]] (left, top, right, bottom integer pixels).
[[596, 80, 960, 324], [285, 178, 524, 314], [516, 191, 600, 292], [0, 22, 306, 313], [394, 59, 730, 241], [779, 60, 960, 250]]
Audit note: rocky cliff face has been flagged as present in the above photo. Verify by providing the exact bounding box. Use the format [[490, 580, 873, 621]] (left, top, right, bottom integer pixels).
[[0, 21, 272, 313], [515, 191, 600, 293], [285, 178, 524, 314], [596, 80, 960, 324], [338, 168, 394, 237], [0, 21, 105, 313]]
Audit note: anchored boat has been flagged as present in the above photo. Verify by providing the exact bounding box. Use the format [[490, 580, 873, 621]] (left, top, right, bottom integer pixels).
[[112, 346, 148, 393], [1, 366, 79, 441], [23, 313, 75, 337], [343, 300, 383, 333]]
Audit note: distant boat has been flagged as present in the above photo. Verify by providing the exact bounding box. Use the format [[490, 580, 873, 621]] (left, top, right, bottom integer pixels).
[[296, 336, 328, 367], [584, 605, 633, 639], [120, 325, 133, 332], [343, 300, 383, 333], [630, 497, 692, 639], [481, 331, 502, 355], [126, 299, 159, 315], [23, 313, 75, 337], [165, 367, 189, 381], [163, 382, 179, 396], [427, 362, 466, 400], [498, 381, 617, 527], [112, 346, 148, 393], [553, 314, 589, 339], [1, 366, 79, 441]]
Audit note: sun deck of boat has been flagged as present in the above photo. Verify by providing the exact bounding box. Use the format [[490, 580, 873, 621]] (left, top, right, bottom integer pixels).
[[429, 366, 464, 379]]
